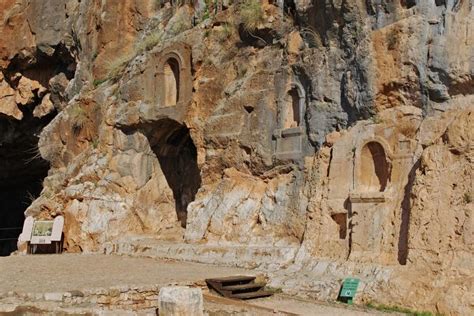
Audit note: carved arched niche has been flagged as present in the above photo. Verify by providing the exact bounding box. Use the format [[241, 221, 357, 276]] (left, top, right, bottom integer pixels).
[[357, 141, 391, 193], [154, 44, 192, 110], [273, 80, 306, 159], [163, 58, 180, 106], [280, 82, 305, 129]]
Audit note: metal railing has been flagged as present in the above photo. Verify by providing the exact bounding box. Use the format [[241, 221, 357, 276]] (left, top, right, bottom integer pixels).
[[0, 227, 22, 241]]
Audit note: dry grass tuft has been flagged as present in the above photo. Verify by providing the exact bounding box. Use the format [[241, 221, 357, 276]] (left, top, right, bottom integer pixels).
[[102, 49, 137, 82], [136, 31, 163, 53], [239, 0, 264, 32], [69, 104, 88, 133]]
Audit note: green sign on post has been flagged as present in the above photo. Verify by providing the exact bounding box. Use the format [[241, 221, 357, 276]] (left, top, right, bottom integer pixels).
[[338, 278, 360, 304]]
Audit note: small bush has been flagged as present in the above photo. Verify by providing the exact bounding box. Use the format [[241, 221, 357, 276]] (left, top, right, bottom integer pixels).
[[170, 15, 191, 36], [105, 52, 134, 81], [300, 27, 322, 48], [136, 31, 162, 53], [172, 21, 188, 35], [217, 23, 233, 43], [90, 138, 100, 149], [93, 78, 107, 87], [201, 8, 210, 22], [239, 0, 264, 32], [69, 104, 88, 133]]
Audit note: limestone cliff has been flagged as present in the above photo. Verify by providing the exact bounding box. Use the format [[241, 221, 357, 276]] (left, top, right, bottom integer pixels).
[[0, 0, 472, 314]]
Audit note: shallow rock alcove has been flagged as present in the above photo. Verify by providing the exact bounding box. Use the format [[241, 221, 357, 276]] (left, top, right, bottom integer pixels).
[[359, 141, 390, 192], [163, 58, 180, 107]]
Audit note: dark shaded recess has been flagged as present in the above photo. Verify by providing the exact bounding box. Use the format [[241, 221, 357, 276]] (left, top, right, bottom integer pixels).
[[291, 65, 319, 150], [398, 159, 420, 265], [4, 44, 76, 88], [401, 0, 417, 9], [288, 87, 301, 125], [0, 44, 75, 256], [284, 0, 297, 17], [331, 213, 347, 239], [448, 75, 474, 97], [165, 57, 180, 105], [144, 119, 201, 228], [292, 64, 312, 100], [0, 107, 55, 256], [344, 197, 353, 259], [363, 142, 390, 192], [296, 0, 340, 47], [237, 24, 280, 48], [243, 104, 254, 113]]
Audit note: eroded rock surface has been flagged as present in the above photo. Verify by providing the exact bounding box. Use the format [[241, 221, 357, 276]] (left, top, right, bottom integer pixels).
[[0, 0, 472, 314]]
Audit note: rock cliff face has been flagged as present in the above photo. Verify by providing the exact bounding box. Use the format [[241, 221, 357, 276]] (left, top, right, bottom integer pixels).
[[0, 0, 472, 314]]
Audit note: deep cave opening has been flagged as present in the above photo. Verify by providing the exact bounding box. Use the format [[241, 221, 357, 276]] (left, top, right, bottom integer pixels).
[[147, 119, 201, 228], [0, 45, 75, 256], [0, 111, 53, 256]]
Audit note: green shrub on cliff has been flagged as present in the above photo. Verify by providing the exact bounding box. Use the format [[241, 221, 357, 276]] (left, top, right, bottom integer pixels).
[[239, 0, 264, 32], [69, 104, 87, 133]]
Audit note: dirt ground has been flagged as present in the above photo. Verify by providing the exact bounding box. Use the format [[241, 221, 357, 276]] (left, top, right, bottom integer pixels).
[[0, 254, 250, 294], [0, 254, 390, 315]]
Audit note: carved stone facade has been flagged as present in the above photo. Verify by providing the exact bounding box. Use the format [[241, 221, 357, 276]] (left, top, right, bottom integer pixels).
[[154, 46, 192, 111], [323, 113, 421, 265], [117, 42, 192, 124]]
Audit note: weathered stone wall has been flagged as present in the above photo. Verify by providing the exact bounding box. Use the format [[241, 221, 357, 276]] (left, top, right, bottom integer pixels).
[[0, 0, 472, 314]]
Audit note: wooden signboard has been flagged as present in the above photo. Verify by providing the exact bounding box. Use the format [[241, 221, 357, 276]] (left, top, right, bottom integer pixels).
[[19, 216, 64, 254]]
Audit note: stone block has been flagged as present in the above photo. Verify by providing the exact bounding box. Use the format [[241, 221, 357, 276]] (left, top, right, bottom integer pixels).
[[158, 286, 203, 316], [44, 292, 63, 302]]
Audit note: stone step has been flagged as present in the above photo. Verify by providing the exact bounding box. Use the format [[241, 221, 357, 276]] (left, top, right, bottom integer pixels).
[[222, 282, 265, 292], [107, 237, 299, 270], [206, 276, 272, 300], [231, 290, 274, 300], [206, 275, 256, 285]]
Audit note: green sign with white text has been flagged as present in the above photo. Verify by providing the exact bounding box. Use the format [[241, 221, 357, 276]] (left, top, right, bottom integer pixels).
[[338, 278, 360, 304]]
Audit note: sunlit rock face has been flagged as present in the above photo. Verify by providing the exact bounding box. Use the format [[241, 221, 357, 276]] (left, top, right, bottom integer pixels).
[[0, 0, 472, 314]]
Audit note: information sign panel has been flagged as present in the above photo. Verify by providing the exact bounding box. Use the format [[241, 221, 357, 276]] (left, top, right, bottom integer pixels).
[[338, 278, 360, 304]]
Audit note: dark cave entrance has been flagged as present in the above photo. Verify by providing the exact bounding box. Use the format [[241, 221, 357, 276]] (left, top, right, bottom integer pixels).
[[0, 45, 74, 256], [0, 112, 53, 256], [147, 119, 201, 228]]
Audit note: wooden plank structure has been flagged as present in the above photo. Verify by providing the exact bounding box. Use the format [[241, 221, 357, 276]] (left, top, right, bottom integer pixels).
[[205, 275, 273, 300]]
